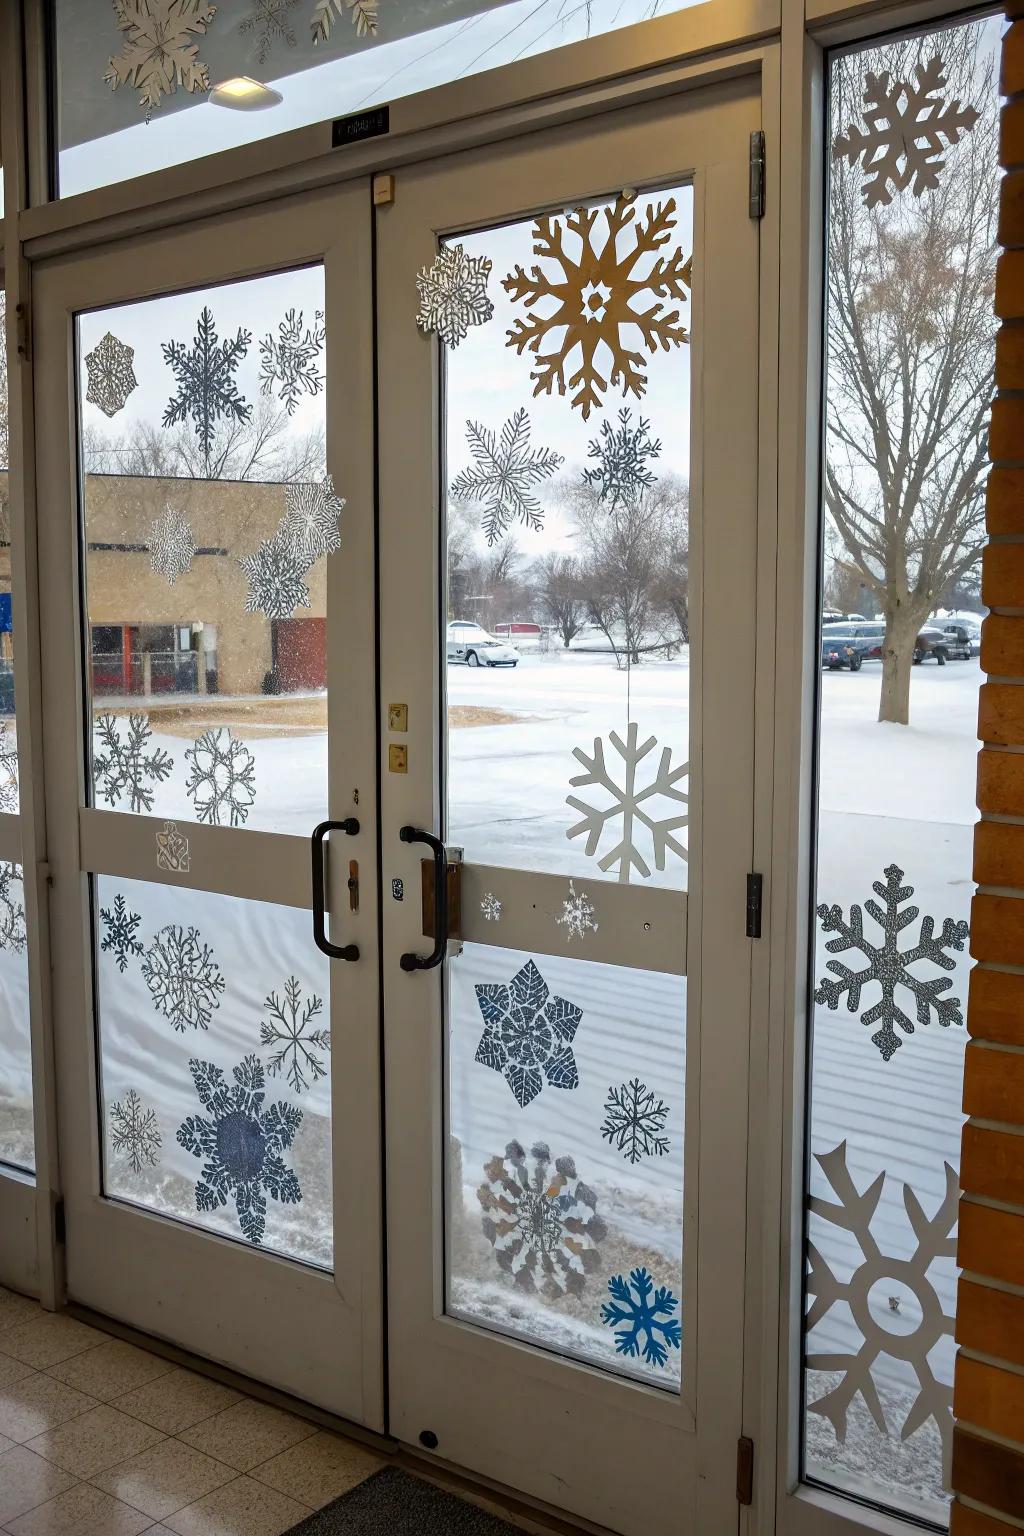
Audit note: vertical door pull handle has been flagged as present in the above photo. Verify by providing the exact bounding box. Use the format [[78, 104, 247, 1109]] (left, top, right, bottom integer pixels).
[[399, 825, 448, 971], [311, 819, 360, 960]]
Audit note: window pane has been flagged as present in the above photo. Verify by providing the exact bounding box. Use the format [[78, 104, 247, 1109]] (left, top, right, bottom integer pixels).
[[77, 266, 332, 836], [0, 289, 17, 815], [54, 0, 705, 199], [0, 862, 32, 1172], [802, 12, 1002, 1524]]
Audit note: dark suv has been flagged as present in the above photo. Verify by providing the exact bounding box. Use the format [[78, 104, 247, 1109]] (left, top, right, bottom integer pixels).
[[820, 621, 885, 670]]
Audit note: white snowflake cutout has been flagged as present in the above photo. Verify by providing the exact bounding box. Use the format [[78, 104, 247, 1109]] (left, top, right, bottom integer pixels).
[[84, 332, 138, 418], [566, 723, 688, 884], [480, 892, 502, 922], [556, 880, 598, 941], [148, 506, 196, 585], [416, 244, 494, 348]]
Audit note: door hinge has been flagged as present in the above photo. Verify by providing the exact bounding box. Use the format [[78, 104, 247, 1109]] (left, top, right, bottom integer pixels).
[[53, 1197, 66, 1246], [15, 300, 31, 363], [746, 873, 763, 939], [748, 131, 765, 219], [736, 1435, 754, 1505]]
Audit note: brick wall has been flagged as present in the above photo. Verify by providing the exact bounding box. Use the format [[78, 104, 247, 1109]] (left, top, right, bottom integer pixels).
[[951, 8, 1024, 1530]]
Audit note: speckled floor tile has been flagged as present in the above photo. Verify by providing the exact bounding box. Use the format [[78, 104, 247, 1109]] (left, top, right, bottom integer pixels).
[[26, 1402, 166, 1478], [0, 1315, 105, 1371], [90, 1437, 235, 1522], [112, 1369, 241, 1436], [162, 1473, 310, 1535], [0, 1444, 77, 1526], [0, 1373, 98, 1444], [45, 1338, 174, 1403], [4, 1479, 154, 1535], [177, 1398, 316, 1473], [251, 1431, 385, 1510]]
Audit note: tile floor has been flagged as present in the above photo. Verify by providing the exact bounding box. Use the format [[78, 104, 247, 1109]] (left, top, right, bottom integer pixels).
[[0, 1287, 387, 1535]]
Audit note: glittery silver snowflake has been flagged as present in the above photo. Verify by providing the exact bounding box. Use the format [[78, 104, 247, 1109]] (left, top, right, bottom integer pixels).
[[142, 923, 226, 1032], [93, 713, 174, 816], [478, 1140, 606, 1299], [833, 55, 980, 209], [556, 880, 598, 941], [416, 243, 494, 349], [566, 723, 688, 884], [184, 727, 256, 828], [84, 332, 138, 418], [105, 0, 218, 121], [582, 408, 661, 510], [259, 309, 325, 416], [277, 475, 345, 566], [814, 864, 970, 1060], [100, 892, 144, 973], [240, 0, 298, 63], [311, 0, 377, 42], [109, 1088, 162, 1174], [148, 505, 196, 585], [601, 1079, 670, 1164], [260, 975, 330, 1095], [0, 862, 26, 953], [162, 307, 251, 474], [480, 892, 502, 922], [0, 720, 18, 813], [450, 409, 563, 546], [239, 533, 311, 620], [475, 958, 581, 1108]]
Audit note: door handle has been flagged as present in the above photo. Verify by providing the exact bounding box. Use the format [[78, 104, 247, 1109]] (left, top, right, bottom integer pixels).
[[311, 819, 360, 961], [399, 825, 448, 971]]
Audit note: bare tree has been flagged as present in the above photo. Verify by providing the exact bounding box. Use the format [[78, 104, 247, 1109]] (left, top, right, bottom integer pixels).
[[83, 399, 325, 486], [533, 551, 587, 648], [825, 22, 998, 723]]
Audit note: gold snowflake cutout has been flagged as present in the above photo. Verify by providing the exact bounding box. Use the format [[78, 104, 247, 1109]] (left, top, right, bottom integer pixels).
[[105, 0, 218, 122], [502, 195, 691, 420]]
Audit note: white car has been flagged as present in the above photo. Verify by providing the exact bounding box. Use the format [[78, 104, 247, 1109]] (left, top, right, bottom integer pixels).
[[446, 621, 519, 668]]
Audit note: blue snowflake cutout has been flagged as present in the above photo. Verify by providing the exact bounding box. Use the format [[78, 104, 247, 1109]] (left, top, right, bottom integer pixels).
[[176, 1054, 302, 1246], [474, 958, 581, 1107], [601, 1266, 681, 1369]]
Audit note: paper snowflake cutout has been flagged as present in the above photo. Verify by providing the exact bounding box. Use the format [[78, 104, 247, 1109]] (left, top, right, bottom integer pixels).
[[109, 1088, 161, 1174], [93, 713, 174, 816], [815, 863, 969, 1061], [142, 923, 226, 1031], [277, 474, 345, 566], [105, 0, 218, 121], [185, 727, 256, 828], [177, 1054, 302, 1246], [474, 957, 581, 1108], [416, 244, 494, 348], [833, 55, 980, 209], [239, 533, 311, 620], [240, 0, 298, 63], [556, 879, 598, 941], [260, 975, 330, 1095], [806, 1139, 956, 1450], [100, 893, 145, 973], [0, 721, 18, 813], [259, 308, 325, 416], [583, 408, 661, 510], [478, 1140, 607, 1300], [148, 505, 196, 585], [450, 409, 563, 546], [162, 307, 251, 471], [601, 1266, 681, 1369], [503, 195, 691, 420], [0, 863, 26, 953], [311, 0, 377, 41], [84, 332, 138, 418], [156, 819, 190, 872], [480, 892, 502, 922], [601, 1079, 670, 1164], [566, 723, 688, 884]]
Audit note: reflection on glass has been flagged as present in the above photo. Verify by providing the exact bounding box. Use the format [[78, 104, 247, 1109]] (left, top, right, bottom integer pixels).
[[0, 862, 32, 1171], [444, 189, 692, 890], [447, 943, 685, 1389], [802, 12, 1001, 1525], [97, 875, 332, 1268], [77, 267, 332, 836]]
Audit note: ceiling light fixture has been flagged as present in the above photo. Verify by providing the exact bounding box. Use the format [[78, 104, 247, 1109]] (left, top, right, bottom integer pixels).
[[209, 77, 283, 111]]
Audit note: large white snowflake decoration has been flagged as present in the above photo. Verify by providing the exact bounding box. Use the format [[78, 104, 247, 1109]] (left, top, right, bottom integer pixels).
[[0, 720, 18, 813], [93, 713, 174, 815], [240, 0, 298, 63], [277, 475, 345, 566], [566, 723, 688, 884], [478, 1140, 607, 1300], [475, 957, 581, 1108], [185, 727, 256, 828], [311, 0, 377, 42], [148, 505, 196, 585], [0, 862, 26, 954], [601, 1266, 681, 1369], [239, 533, 312, 620], [503, 195, 691, 420], [815, 864, 970, 1061], [105, 0, 218, 122], [601, 1078, 670, 1164], [450, 409, 563, 547], [260, 976, 330, 1095], [162, 307, 251, 470], [177, 1054, 302, 1246], [259, 309, 325, 416], [142, 923, 226, 1031], [833, 56, 980, 209], [416, 244, 494, 349], [84, 332, 138, 418], [806, 1139, 957, 1452], [109, 1088, 162, 1174], [583, 408, 661, 510], [100, 893, 145, 973], [556, 880, 598, 942]]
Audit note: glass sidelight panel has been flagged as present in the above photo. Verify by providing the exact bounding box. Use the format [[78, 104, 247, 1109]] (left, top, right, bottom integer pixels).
[[96, 875, 332, 1267], [0, 861, 32, 1171], [0, 290, 18, 816], [76, 266, 334, 836]]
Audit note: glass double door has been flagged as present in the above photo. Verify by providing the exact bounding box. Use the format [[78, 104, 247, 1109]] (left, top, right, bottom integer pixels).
[[35, 75, 762, 1535]]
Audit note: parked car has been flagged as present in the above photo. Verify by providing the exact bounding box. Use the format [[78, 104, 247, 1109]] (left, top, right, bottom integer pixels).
[[446, 621, 519, 668], [940, 619, 982, 660], [820, 630, 864, 671], [913, 626, 949, 665]]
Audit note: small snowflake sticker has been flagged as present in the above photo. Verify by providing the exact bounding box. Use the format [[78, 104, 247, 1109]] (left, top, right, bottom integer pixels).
[[480, 892, 502, 923], [185, 727, 256, 828], [84, 332, 138, 418], [478, 1140, 607, 1299], [566, 723, 688, 883], [475, 957, 581, 1108], [416, 244, 494, 348], [259, 308, 325, 416], [106, 0, 218, 121], [601, 1079, 670, 1164], [100, 893, 145, 973], [142, 923, 226, 1032], [601, 1266, 681, 1369], [277, 475, 345, 566], [148, 505, 196, 585], [109, 1089, 162, 1174], [156, 820, 190, 873], [450, 409, 563, 546], [260, 976, 330, 1095], [556, 880, 598, 942], [239, 533, 312, 620], [93, 713, 174, 816]]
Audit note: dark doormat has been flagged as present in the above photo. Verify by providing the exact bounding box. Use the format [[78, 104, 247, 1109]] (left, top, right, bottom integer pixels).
[[284, 1465, 526, 1535]]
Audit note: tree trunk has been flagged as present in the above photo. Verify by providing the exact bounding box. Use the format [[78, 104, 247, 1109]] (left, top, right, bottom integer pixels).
[[878, 607, 925, 725]]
